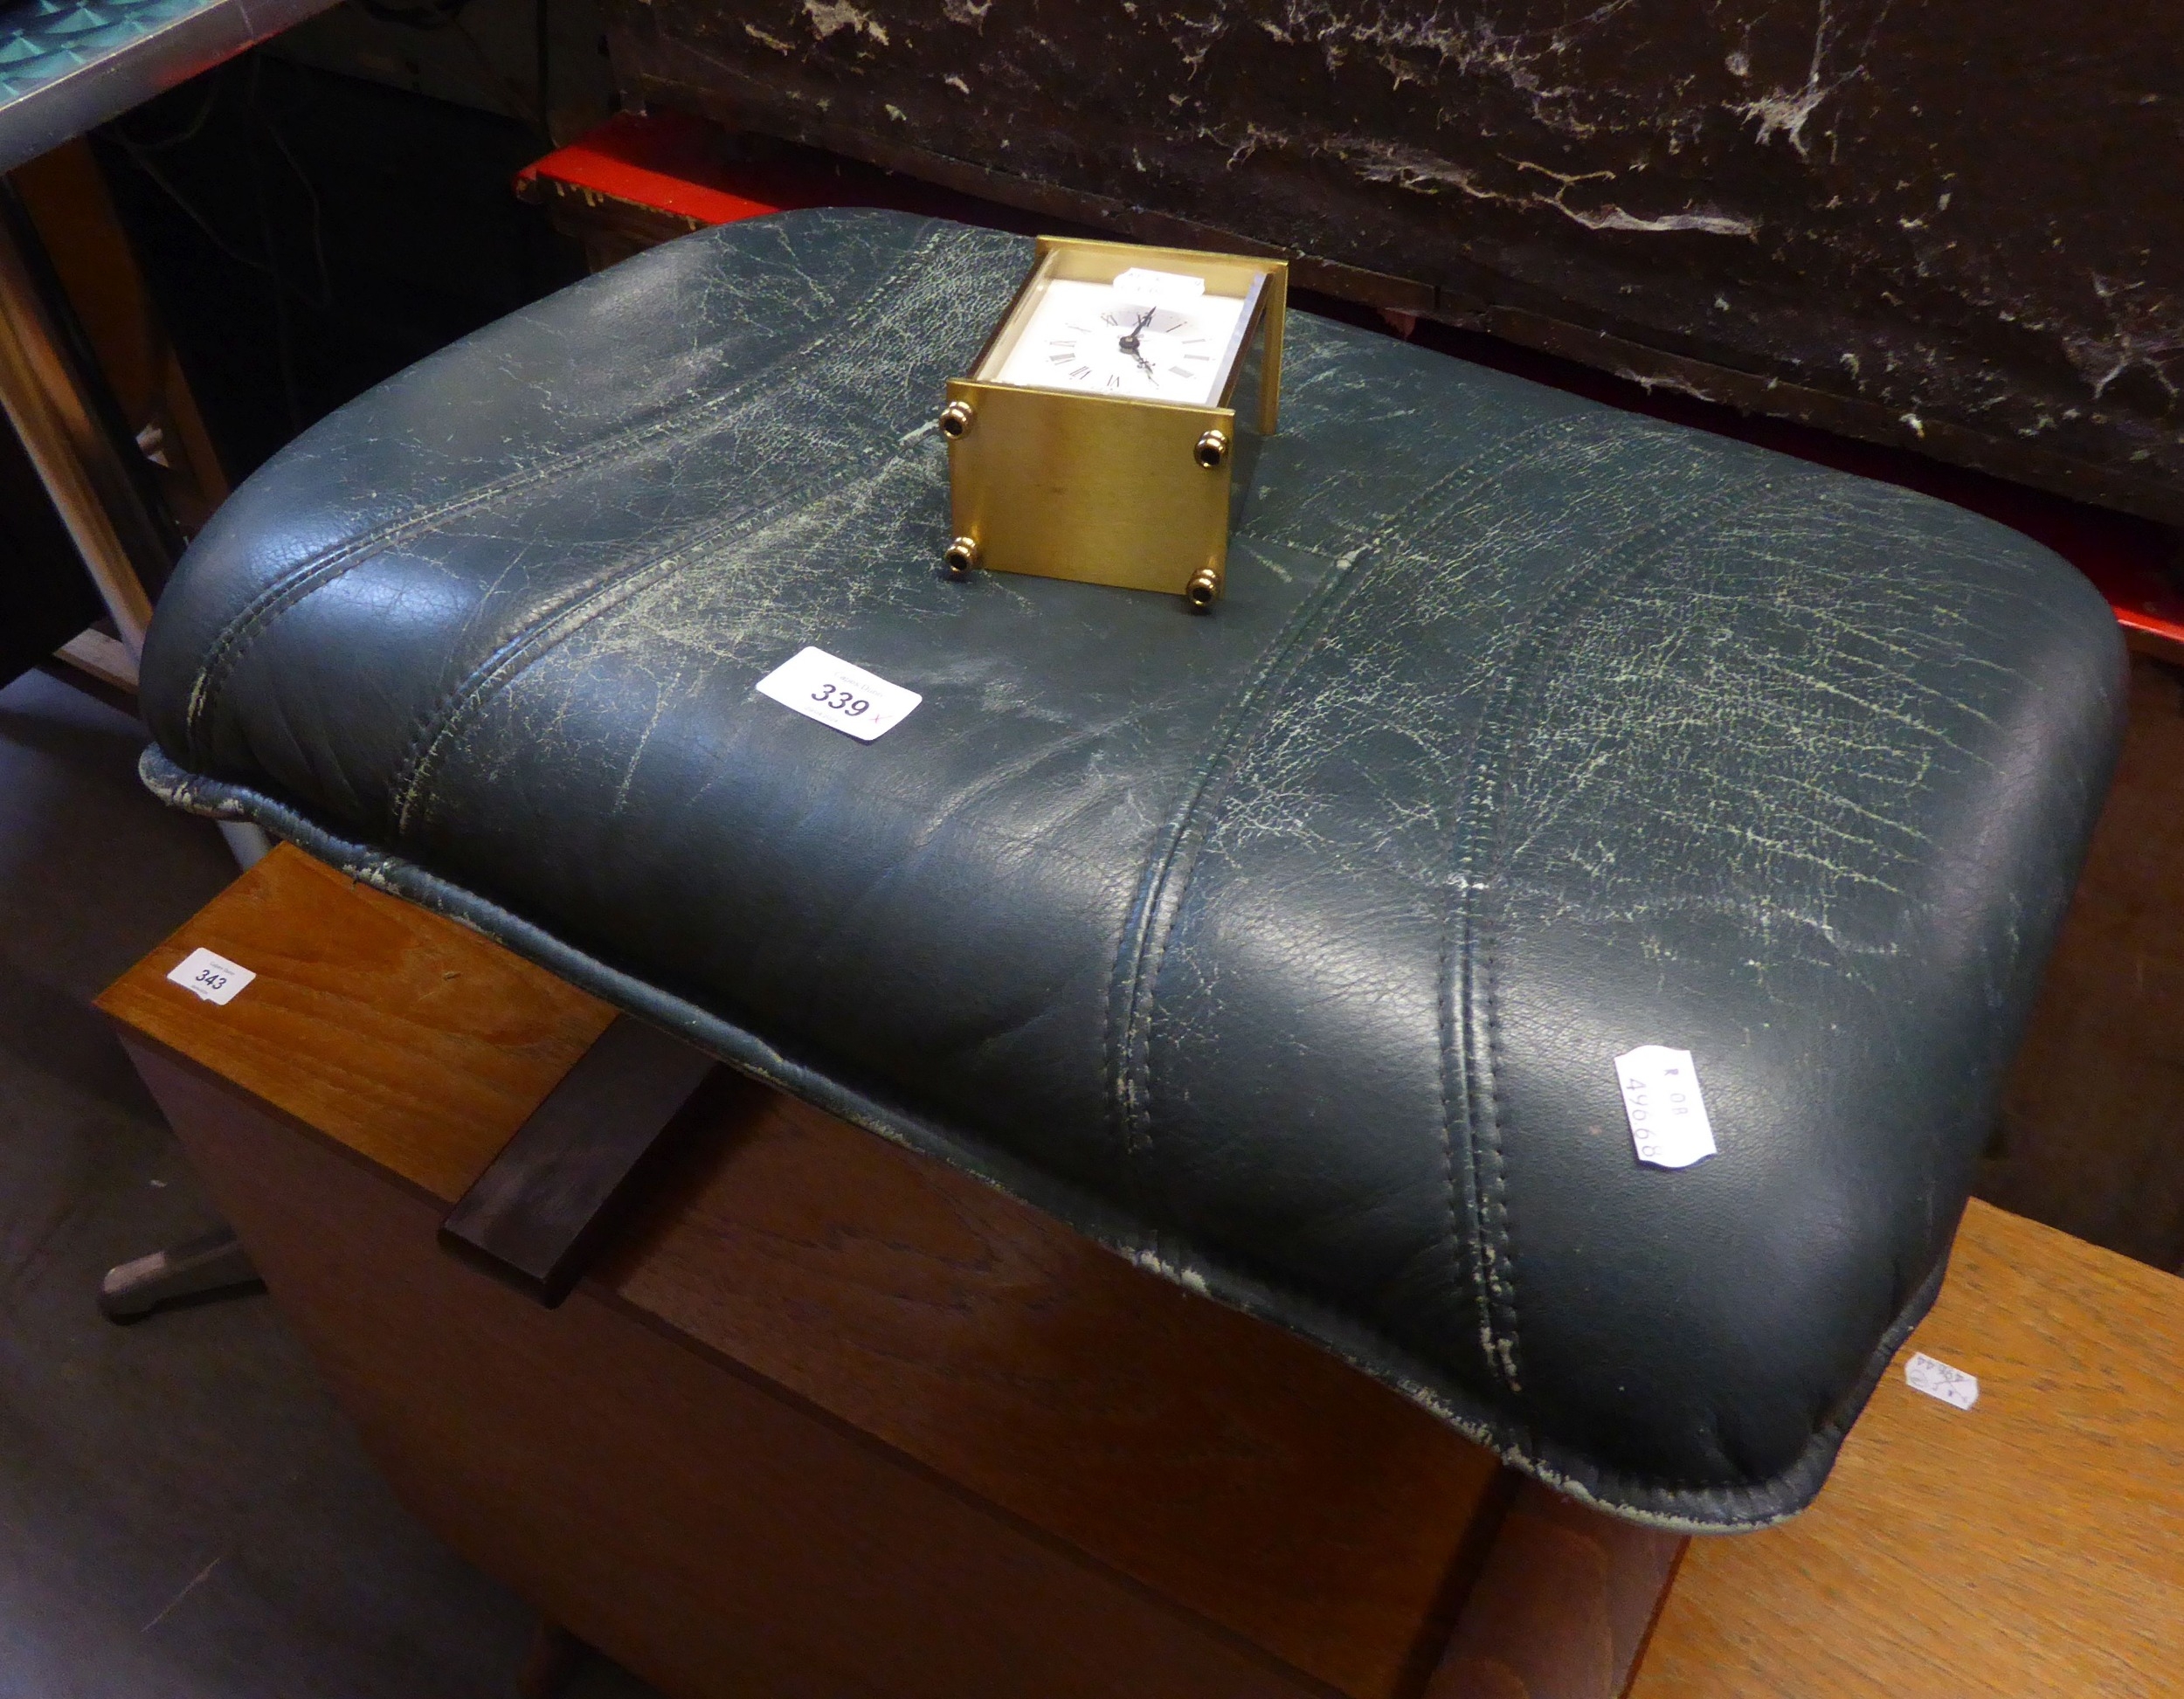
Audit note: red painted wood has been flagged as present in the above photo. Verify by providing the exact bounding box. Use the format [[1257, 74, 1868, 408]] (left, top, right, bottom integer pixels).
[[515, 112, 794, 224], [514, 110, 1056, 235]]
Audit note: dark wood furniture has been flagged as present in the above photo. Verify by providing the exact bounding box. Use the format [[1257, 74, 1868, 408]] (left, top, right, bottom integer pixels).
[[99, 846, 1680, 1699], [100, 844, 2184, 1697]]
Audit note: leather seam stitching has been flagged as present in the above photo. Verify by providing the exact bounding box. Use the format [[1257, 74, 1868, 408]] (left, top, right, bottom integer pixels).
[[1455, 648, 1530, 1393], [1442, 638, 1515, 1394], [388, 456, 905, 837], [1451, 484, 1746, 1397], [1433, 823, 1477, 1399], [1454, 577, 1642, 1397], [1102, 441, 1510, 1168], [1104, 543, 1376, 1159], [180, 222, 951, 766]]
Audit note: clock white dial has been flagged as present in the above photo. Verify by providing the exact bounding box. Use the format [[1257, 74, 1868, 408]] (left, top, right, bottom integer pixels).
[[992, 278, 1247, 406]]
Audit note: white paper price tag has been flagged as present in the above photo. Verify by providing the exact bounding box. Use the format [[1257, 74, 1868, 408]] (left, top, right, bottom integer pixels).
[[1613, 1045, 1717, 1169], [1904, 1350, 1980, 1411], [167, 947, 256, 1006], [1112, 266, 1206, 307], [755, 646, 922, 742]]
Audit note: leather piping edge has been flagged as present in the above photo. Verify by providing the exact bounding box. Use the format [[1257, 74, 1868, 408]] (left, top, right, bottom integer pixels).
[[137, 743, 1952, 1535]]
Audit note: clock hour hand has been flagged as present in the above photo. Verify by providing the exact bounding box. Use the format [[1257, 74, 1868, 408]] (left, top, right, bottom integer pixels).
[[1116, 306, 1159, 379]]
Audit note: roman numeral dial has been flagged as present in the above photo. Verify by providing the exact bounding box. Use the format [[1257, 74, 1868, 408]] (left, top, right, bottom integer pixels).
[[992, 278, 1247, 406]]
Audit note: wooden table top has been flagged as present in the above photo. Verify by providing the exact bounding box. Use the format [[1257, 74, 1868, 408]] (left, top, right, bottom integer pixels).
[[97, 845, 615, 1203], [1634, 1197, 2184, 1698]]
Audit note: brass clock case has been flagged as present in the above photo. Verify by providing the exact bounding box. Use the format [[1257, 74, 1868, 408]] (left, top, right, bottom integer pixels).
[[942, 237, 1288, 610]]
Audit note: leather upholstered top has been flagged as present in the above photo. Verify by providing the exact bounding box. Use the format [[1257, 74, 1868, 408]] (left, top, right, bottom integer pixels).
[[138, 210, 2124, 1530]]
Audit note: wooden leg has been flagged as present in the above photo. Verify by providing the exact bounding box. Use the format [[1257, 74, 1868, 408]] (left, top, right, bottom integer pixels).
[[1426, 1483, 1688, 1699], [98, 1225, 261, 1323]]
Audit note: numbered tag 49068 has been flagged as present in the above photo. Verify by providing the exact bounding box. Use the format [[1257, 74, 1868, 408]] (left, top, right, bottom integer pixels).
[[755, 646, 922, 742], [1613, 1044, 1717, 1169]]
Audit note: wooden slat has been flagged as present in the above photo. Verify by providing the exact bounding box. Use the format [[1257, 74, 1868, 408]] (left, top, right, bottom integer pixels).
[[440, 1013, 720, 1305], [100, 841, 1508, 1699], [1629, 1198, 2184, 1698]]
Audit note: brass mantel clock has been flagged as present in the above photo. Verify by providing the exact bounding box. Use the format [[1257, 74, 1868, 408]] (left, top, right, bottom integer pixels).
[[938, 236, 1288, 611]]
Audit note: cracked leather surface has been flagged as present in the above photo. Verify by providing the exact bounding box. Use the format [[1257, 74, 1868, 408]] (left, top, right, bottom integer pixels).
[[137, 209, 2125, 1529]]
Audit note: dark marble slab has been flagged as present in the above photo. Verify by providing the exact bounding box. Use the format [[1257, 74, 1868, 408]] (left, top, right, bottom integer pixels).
[[605, 0, 2184, 529]]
